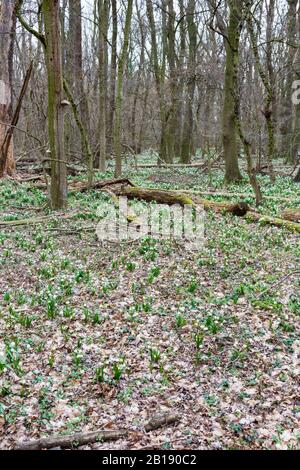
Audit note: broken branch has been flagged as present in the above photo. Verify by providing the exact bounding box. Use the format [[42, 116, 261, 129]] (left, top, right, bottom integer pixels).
[[14, 429, 128, 450]]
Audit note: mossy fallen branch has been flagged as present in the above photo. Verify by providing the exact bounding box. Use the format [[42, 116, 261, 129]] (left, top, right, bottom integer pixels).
[[72, 177, 135, 192], [247, 211, 300, 233], [171, 188, 299, 204]]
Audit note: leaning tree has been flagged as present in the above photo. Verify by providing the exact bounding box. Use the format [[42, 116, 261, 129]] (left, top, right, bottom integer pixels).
[[0, 0, 17, 177]]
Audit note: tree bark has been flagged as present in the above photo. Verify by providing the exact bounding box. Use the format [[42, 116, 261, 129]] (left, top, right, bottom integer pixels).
[[0, 0, 16, 177], [165, 0, 177, 163], [130, 1, 146, 153], [222, 0, 243, 182], [180, 0, 197, 163], [42, 0, 67, 209], [98, 0, 109, 172], [67, 0, 90, 166], [114, 0, 133, 177], [246, 1, 275, 182], [146, 0, 169, 163], [278, 0, 297, 158], [107, 0, 117, 155]]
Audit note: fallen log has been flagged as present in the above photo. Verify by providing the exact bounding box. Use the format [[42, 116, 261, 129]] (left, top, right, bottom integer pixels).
[[13, 174, 45, 183], [137, 163, 206, 169], [145, 412, 180, 432], [112, 186, 250, 216], [112, 186, 196, 206], [111, 185, 300, 233], [281, 209, 300, 223], [14, 429, 128, 450]]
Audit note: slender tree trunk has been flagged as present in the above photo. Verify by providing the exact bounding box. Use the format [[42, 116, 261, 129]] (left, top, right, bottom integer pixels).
[[0, 0, 16, 177], [63, 78, 93, 185], [107, 0, 117, 155], [164, 0, 177, 163], [138, 81, 149, 154], [175, 0, 186, 156], [114, 0, 133, 177], [98, 0, 109, 171], [146, 0, 169, 163], [180, 0, 197, 164], [233, 90, 263, 205], [265, 0, 276, 176], [67, 0, 90, 163], [246, 1, 275, 182], [222, 0, 243, 182], [130, 0, 145, 153]]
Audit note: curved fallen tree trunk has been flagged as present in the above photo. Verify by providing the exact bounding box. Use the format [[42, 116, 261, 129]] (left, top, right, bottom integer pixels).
[[112, 186, 250, 216]]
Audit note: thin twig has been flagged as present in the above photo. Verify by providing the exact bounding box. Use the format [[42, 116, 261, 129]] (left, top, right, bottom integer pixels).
[[256, 271, 300, 299]]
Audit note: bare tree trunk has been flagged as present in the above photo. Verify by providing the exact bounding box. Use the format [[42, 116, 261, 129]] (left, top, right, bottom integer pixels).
[[98, 0, 109, 172], [164, 0, 177, 163], [0, 0, 16, 177], [246, 1, 275, 182], [180, 0, 197, 164], [42, 0, 67, 209], [114, 0, 133, 177], [175, 0, 186, 156], [222, 0, 243, 182], [130, 0, 145, 153], [279, 0, 297, 158], [107, 0, 117, 155], [67, 0, 90, 164], [137, 80, 149, 153], [146, 0, 169, 163]]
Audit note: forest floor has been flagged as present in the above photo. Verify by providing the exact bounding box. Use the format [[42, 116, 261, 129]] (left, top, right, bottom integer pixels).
[[0, 155, 299, 450]]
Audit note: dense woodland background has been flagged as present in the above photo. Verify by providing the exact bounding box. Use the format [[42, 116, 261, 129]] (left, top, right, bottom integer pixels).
[[1, 0, 300, 196]]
